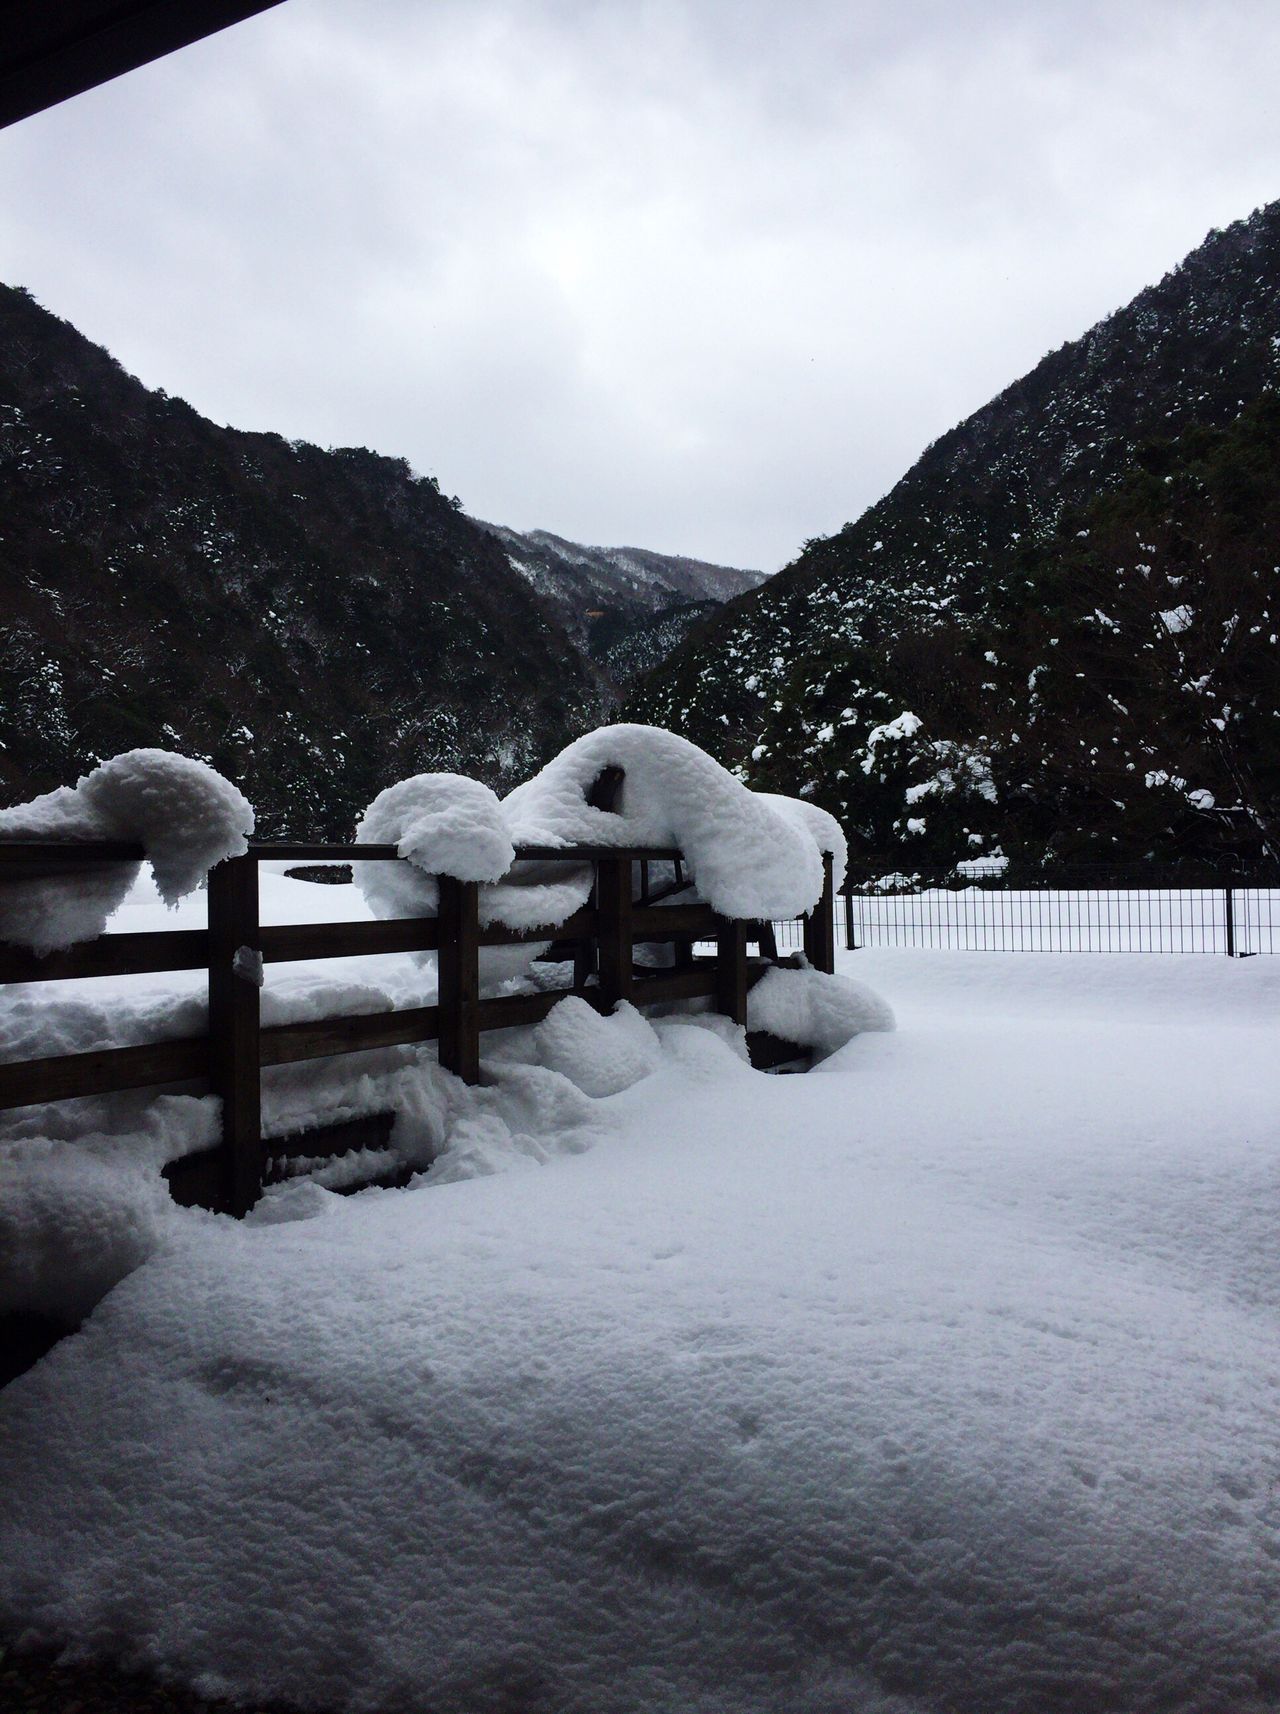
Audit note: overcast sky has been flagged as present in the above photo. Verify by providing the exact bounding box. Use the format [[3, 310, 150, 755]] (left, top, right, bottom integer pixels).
[[3, 0, 1280, 569]]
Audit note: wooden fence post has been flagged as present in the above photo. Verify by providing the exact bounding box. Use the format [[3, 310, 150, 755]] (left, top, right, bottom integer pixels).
[[596, 855, 633, 1008], [715, 918, 749, 1025], [574, 869, 599, 990], [803, 851, 836, 973], [207, 853, 262, 1216], [438, 876, 480, 1083]]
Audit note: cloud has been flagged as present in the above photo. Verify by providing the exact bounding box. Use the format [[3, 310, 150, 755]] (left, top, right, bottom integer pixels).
[[2, 0, 1279, 567]]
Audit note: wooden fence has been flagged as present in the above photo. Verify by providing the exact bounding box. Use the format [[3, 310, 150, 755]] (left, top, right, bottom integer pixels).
[[0, 839, 836, 1215]]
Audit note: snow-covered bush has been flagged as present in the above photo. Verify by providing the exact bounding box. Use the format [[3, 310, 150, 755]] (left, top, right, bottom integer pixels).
[[0, 749, 253, 954]]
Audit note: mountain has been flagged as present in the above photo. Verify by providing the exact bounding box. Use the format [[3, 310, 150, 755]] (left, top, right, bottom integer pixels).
[[477, 523, 764, 689], [627, 203, 1280, 872], [0, 285, 762, 838]]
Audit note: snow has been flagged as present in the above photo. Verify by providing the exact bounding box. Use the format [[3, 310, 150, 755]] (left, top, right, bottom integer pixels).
[[529, 996, 663, 1097], [349, 728, 844, 986], [504, 724, 846, 912], [861, 710, 923, 773], [0, 750, 252, 954], [746, 961, 895, 1058], [955, 851, 1009, 878], [1, 949, 1278, 1712], [0, 1141, 178, 1324], [354, 773, 515, 909], [1160, 604, 1195, 634]]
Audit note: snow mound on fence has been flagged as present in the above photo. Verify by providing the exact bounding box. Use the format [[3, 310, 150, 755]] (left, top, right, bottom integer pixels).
[[350, 725, 845, 983], [748, 963, 896, 1060], [0, 750, 252, 954], [504, 725, 845, 918], [352, 724, 847, 930], [353, 774, 514, 919], [352, 773, 578, 985]]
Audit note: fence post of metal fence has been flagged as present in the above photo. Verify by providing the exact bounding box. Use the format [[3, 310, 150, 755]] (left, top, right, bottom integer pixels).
[[1225, 885, 1236, 958], [438, 876, 481, 1083], [207, 852, 262, 1216], [843, 887, 856, 952]]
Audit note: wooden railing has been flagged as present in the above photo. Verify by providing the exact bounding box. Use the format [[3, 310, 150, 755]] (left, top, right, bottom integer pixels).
[[0, 841, 836, 1215]]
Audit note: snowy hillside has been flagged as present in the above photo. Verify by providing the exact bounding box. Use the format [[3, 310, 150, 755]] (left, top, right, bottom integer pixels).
[[479, 522, 765, 688], [0, 286, 763, 838], [630, 202, 1280, 872]]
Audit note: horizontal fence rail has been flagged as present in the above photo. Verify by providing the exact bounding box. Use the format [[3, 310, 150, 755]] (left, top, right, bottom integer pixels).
[[0, 837, 837, 1214], [841, 868, 1280, 955]]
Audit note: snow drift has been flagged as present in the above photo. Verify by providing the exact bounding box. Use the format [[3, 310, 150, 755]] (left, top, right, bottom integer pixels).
[[1, 953, 1277, 1712], [0, 725, 884, 1324], [354, 725, 847, 945], [0, 749, 253, 955]]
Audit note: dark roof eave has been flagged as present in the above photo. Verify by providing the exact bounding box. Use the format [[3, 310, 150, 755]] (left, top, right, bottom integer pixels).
[[0, 0, 286, 130]]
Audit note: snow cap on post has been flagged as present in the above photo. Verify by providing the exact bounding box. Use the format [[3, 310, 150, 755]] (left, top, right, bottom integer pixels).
[[353, 773, 516, 924], [503, 724, 840, 920], [0, 749, 253, 953]]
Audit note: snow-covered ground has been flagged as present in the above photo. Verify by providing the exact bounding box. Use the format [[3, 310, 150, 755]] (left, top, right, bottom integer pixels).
[[2, 936, 1278, 1713]]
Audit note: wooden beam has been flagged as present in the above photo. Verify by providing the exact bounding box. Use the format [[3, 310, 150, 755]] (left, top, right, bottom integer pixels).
[[0, 929, 208, 984], [510, 844, 680, 862], [259, 918, 439, 962], [437, 877, 480, 1083], [630, 966, 718, 1005], [803, 851, 836, 974], [207, 853, 262, 1216], [630, 903, 719, 940], [746, 1031, 812, 1071], [715, 918, 749, 1025], [262, 1110, 396, 1165], [259, 1005, 440, 1066], [0, 1037, 206, 1110], [595, 855, 633, 1008], [252, 842, 401, 861], [478, 907, 597, 948], [586, 765, 626, 812], [162, 1146, 230, 1213], [0, 840, 144, 869]]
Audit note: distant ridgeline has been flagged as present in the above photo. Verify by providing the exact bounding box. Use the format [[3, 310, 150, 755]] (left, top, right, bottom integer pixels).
[[0, 285, 759, 836], [476, 524, 764, 692], [628, 203, 1280, 873]]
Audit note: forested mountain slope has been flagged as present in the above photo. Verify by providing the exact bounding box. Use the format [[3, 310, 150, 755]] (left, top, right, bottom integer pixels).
[[0, 283, 608, 835], [629, 203, 1280, 871], [478, 523, 764, 689]]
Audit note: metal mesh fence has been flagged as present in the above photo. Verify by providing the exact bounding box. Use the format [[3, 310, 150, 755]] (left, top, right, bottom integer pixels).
[[832, 868, 1279, 955]]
